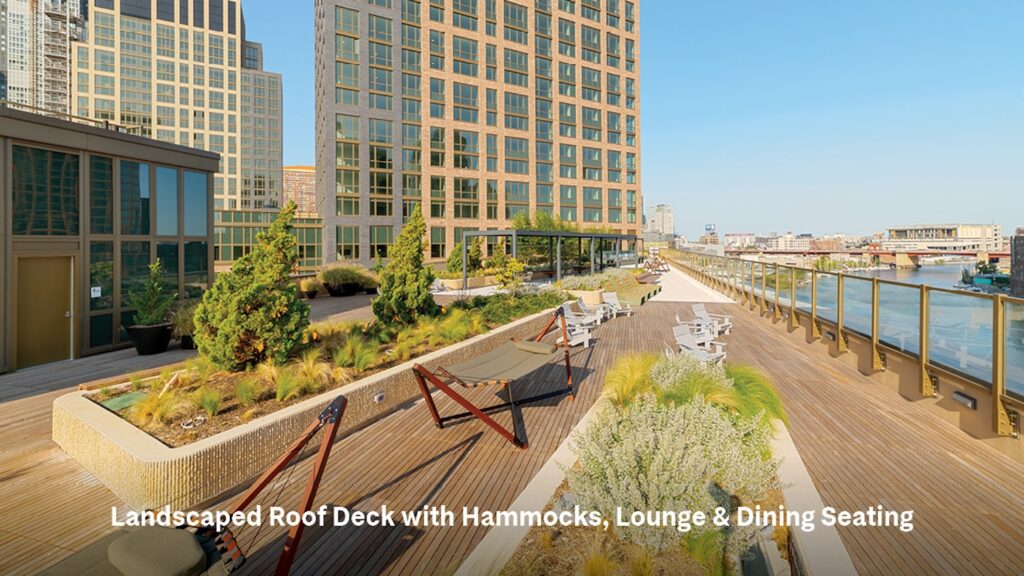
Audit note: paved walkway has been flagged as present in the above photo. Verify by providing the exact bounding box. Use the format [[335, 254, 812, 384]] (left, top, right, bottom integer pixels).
[[649, 267, 734, 304]]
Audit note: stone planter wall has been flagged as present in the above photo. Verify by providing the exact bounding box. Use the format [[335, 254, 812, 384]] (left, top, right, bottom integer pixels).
[[53, 309, 555, 510]]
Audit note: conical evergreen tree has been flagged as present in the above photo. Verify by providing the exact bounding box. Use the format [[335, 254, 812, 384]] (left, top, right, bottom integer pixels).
[[194, 202, 309, 370], [372, 206, 438, 324]]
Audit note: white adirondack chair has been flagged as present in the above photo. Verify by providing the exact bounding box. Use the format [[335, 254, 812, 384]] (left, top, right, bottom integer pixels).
[[604, 292, 633, 317], [675, 330, 726, 365]]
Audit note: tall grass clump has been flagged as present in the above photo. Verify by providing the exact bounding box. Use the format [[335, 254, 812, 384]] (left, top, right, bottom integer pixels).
[[725, 364, 788, 426], [129, 391, 186, 427], [333, 335, 378, 374], [602, 353, 658, 406], [191, 387, 221, 418], [235, 377, 262, 407]]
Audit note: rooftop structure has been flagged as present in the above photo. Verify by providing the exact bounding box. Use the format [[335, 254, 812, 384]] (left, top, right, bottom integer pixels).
[[0, 105, 217, 372]]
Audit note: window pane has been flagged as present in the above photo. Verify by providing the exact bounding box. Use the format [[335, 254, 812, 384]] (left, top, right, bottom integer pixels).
[[184, 241, 209, 298], [89, 314, 115, 348], [12, 145, 80, 236], [121, 241, 151, 307], [157, 242, 180, 293], [184, 171, 209, 236], [156, 166, 179, 236], [90, 156, 114, 234], [121, 161, 151, 235], [89, 241, 114, 311]]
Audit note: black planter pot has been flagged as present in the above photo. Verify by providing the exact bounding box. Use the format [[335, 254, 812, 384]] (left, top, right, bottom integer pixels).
[[178, 334, 196, 350], [128, 324, 173, 355], [303, 290, 318, 299], [341, 282, 361, 296], [325, 284, 344, 297], [364, 287, 378, 295]]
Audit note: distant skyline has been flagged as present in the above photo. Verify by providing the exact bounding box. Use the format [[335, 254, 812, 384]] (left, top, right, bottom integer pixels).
[[249, 0, 1023, 239]]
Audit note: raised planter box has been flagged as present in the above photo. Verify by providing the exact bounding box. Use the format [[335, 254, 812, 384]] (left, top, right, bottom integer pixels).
[[53, 309, 554, 510], [567, 288, 605, 306], [439, 276, 498, 290]]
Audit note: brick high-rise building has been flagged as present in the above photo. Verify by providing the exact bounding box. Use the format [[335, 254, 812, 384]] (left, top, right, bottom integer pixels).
[[315, 0, 641, 264], [283, 165, 318, 214]]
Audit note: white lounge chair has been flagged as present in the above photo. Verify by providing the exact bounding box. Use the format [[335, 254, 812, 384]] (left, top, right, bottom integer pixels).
[[675, 312, 717, 336], [691, 304, 732, 335], [672, 324, 714, 347], [576, 297, 612, 322], [604, 292, 633, 317], [562, 302, 601, 330], [557, 325, 593, 348], [675, 330, 726, 365]]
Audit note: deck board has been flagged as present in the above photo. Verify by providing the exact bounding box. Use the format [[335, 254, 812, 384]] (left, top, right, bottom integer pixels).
[[3, 273, 1024, 575]]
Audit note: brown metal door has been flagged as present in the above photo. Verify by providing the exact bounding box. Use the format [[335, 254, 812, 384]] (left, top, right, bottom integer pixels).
[[16, 257, 73, 369]]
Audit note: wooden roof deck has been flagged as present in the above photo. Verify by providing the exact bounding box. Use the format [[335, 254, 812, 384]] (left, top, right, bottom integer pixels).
[[708, 301, 1024, 576], [3, 275, 1024, 575]]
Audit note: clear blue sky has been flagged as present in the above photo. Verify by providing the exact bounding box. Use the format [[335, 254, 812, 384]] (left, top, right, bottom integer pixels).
[[246, 0, 1024, 239]]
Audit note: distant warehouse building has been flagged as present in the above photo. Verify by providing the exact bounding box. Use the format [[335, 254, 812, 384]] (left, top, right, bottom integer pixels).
[[0, 107, 218, 373], [882, 224, 1003, 252]]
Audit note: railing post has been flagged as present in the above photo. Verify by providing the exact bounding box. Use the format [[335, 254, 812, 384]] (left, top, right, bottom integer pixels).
[[993, 295, 1012, 436], [789, 267, 799, 330], [836, 273, 848, 353], [919, 285, 935, 397], [760, 262, 767, 316], [749, 262, 757, 311], [810, 270, 821, 340], [773, 265, 782, 322], [871, 278, 884, 371]]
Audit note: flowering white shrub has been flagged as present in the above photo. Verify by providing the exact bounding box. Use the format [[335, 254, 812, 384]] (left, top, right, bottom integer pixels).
[[649, 352, 729, 390], [568, 396, 779, 557]]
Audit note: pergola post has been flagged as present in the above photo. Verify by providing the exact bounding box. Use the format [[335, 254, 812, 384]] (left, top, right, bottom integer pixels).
[[511, 231, 518, 259], [556, 235, 563, 281], [590, 237, 596, 275], [461, 239, 468, 290]]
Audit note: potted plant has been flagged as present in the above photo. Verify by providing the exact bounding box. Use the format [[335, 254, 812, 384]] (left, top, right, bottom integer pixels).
[[359, 270, 380, 295], [170, 300, 199, 349], [320, 265, 363, 297], [125, 260, 177, 355], [300, 277, 320, 299]]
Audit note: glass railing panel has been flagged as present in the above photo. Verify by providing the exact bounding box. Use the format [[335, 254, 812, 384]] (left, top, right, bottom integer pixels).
[[842, 276, 873, 336], [795, 269, 812, 312], [1006, 299, 1024, 399], [815, 272, 838, 323], [928, 291, 993, 385], [877, 283, 920, 354], [775, 266, 794, 308]]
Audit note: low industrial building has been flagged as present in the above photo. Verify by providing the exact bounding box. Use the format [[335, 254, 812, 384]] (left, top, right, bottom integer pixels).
[[882, 224, 1003, 252], [0, 107, 218, 372]]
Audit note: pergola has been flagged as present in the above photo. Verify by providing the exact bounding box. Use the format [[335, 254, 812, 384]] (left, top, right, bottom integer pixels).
[[460, 229, 642, 290]]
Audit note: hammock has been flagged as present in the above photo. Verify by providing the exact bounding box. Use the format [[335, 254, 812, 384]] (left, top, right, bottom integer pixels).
[[412, 308, 576, 449], [40, 396, 349, 576]]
